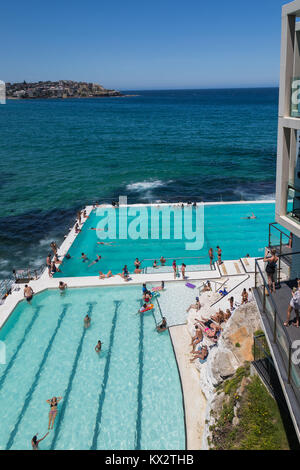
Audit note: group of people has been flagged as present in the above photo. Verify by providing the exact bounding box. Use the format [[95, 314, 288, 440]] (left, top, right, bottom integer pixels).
[[140, 283, 167, 332], [188, 301, 232, 364], [208, 246, 223, 267]]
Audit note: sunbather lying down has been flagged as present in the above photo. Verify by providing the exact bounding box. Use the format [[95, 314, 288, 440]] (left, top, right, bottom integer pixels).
[[211, 309, 231, 325], [194, 320, 221, 344], [99, 270, 114, 279], [190, 345, 208, 363]]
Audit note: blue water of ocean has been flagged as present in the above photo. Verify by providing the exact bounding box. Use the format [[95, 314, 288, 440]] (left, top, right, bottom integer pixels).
[[0, 88, 278, 277]]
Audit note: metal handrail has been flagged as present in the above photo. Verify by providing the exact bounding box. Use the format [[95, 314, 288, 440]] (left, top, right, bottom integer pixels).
[[254, 257, 299, 385], [268, 222, 291, 248]]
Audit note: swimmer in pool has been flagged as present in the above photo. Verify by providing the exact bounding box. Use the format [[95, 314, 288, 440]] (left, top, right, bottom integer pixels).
[[46, 396, 62, 430], [241, 212, 257, 220], [59, 281, 67, 292], [31, 432, 49, 450], [88, 255, 101, 267], [95, 340, 102, 354], [81, 253, 88, 262], [84, 314, 91, 328], [156, 317, 167, 332], [96, 242, 116, 246], [90, 228, 104, 231]]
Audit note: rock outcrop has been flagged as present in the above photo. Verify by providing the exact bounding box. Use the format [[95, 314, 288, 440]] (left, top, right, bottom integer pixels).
[[186, 290, 262, 449]]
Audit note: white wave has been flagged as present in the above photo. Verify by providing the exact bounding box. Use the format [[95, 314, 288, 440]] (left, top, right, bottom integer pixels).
[[126, 180, 173, 192], [232, 187, 275, 201], [0, 259, 9, 267], [39, 237, 55, 247]]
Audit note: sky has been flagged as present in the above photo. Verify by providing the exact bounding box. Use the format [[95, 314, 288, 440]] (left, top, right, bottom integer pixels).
[[0, 0, 293, 90]]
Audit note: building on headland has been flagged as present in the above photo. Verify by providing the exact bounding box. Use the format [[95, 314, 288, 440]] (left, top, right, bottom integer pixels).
[[254, 0, 300, 443], [6, 80, 122, 99]]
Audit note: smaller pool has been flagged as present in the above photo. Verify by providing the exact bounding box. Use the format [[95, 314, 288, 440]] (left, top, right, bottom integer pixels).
[[56, 203, 277, 278]]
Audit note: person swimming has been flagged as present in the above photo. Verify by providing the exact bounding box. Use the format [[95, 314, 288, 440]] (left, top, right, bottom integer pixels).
[[241, 212, 257, 220], [59, 281, 67, 292], [84, 314, 91, 328], [46, 396, 62, 430], [31, 432, 49, 450], [88, 255, 101, 267], [95, 340, 102, 354], [156, 317, 167, 332]]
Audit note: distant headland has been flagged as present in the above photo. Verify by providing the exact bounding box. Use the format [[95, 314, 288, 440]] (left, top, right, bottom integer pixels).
[[6, 80, 122, 99]]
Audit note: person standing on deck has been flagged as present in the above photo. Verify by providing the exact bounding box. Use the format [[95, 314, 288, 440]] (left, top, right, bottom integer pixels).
[[181, 263, 186, 279], [172, 260, 177, 280], [46, 253, 52, 277], [209, 248, 214, 268], [263, 248, 278, 293], [216, 246, 222, 265]]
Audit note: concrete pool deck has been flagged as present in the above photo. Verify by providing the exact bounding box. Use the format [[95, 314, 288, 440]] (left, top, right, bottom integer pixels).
[[169, 325, 207, 450]]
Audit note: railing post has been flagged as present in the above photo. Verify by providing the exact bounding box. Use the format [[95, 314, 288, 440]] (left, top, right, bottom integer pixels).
[[278, 232, 282, 285], [288, 345, 292, 385], [273, 309, 277, 344], [263, 281, 266, 313], [255, 261, 257, 288], [269, 223, 271, 248]]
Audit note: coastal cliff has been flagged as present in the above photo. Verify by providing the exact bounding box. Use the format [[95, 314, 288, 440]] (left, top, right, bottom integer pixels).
[[6, 80, 122, 99]]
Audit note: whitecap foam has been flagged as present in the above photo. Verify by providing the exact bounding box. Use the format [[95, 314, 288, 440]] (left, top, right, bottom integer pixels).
[[126, 180, 173, 192]]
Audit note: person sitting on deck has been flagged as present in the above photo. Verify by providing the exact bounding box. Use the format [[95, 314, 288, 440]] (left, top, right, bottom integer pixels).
[[211, 310, 225, 324], [117, 265, 129, 281], [153, 260, 158, 268], [51, 262, 61, 275], [190, 345, 208, 363], [203, 281, 212, 292], [53, 254, 62, 264], [75, 223, 81, 234], [186, 297, 201, 313], [24, 285, 34, 302], [190, 325, 203, 351]]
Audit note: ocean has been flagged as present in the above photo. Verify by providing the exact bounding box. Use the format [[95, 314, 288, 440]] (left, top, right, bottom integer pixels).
[[0, 88, 278, 278]]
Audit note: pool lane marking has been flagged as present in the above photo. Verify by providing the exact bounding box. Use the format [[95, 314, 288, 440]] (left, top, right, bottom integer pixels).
[[5, 304, 71, 450], [0, 305, 42, 391], [90, 300, 121, 450], [50, 302, 96, 450], [135, 300, 144, 450]]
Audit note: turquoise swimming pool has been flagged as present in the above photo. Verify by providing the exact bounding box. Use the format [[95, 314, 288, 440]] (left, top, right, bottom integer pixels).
[[56, 202, 277, 277], [0, 286, 185, 450]]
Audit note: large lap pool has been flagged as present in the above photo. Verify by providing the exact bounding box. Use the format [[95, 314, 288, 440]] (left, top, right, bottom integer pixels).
[[56, 202, 277, 277], [0, 286, 185, 450]]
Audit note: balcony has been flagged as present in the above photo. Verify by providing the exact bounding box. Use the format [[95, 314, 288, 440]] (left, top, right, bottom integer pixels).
[[287, 184, 300, 224], [254, 252, 300, 440]]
